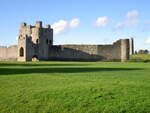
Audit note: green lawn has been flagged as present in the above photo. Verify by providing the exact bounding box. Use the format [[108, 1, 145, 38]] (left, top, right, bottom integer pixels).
[[130, 54, 150, 62], [0, 62, 150, 113]]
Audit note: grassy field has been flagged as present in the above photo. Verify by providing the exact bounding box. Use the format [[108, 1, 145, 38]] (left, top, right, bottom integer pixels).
[[0, 61, 150, 113], [130, 54, 150, 62]]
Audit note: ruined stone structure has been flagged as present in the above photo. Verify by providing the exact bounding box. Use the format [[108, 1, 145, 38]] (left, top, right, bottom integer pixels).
[[0, 21, 134, 62], [17, 21, 53, 61], [130, 38, 134, 55], [0, 45, 17, 61], [49, 39, 130, 62]]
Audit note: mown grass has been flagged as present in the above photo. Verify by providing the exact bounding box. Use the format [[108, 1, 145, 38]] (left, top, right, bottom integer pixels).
[[130, 54, 150, 62], [0, 61, 150, 113]]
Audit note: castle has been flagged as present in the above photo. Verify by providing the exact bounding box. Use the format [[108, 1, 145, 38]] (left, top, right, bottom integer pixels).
[[0, 21, 134, 62], [18, 21, 53, 61]]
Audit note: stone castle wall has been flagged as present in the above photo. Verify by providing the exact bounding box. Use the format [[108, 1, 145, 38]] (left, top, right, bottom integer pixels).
[[48, 39, 129, 61], [49, 45, 100, 61], [0, 39, 130, 62], [0, 45, 17, 61], [0, 21, 132, 62]]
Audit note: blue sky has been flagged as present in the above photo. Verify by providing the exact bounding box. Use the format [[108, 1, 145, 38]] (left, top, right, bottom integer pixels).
[[0, 0, 150, 50]]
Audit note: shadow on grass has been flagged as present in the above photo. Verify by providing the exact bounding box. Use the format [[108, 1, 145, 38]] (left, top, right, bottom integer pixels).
[[0, 67, 143, 75], [0, 63, 90, 67]]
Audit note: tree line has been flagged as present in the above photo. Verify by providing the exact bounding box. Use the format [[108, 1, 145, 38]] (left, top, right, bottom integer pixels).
[[135, 49, 149, 54]]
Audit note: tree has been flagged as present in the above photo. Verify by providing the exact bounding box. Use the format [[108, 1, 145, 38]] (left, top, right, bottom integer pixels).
[[144, 50, 149, 54], [138, 49, 149, 54]]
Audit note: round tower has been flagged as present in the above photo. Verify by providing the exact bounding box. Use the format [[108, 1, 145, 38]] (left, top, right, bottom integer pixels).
[[121, 39, 130, 62]]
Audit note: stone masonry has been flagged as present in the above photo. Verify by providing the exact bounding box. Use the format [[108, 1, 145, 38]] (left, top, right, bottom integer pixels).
[[17, 21, 53, 61], [0, 21, 134, 62]]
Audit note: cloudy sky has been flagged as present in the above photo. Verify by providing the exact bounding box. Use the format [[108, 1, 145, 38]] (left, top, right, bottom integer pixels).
[[0, 0, 150, 50]]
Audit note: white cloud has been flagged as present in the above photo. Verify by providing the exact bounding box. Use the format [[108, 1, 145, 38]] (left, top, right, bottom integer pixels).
[[115, 19, 139, 29], [51, 20, 68, 35], [52, 18, 80, 35], [115, 10, 140, 29], [95, 16, 109, 27], [146, 37, 150, 44], [126, 10, 139, 19], [69, 18, 80, 28]]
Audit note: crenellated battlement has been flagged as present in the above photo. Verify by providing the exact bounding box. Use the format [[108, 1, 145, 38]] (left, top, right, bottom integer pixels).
[[17, 21, 53, 61]]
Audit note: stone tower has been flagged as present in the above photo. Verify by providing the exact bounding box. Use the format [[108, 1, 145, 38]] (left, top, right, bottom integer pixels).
[[121, 39, 130, 62], [129, 38, 134, 55], [17, 21, 53, 61]]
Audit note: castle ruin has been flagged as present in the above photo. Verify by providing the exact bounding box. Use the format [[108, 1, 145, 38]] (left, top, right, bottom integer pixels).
[[0, 21, 134, 62]]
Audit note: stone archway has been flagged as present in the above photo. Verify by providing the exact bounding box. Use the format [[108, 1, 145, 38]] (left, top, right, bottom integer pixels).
[[19, 47, 24, 57], [32, 55, 39, 61]]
